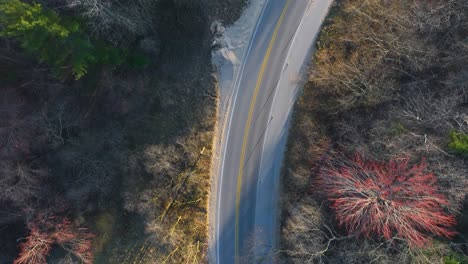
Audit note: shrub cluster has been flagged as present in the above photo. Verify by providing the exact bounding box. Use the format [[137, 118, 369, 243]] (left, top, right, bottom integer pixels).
[[15, 213, 94, 264], [317, 154, 456, 247], [449, 131, 468, 156], [281, 0, 468, 262]]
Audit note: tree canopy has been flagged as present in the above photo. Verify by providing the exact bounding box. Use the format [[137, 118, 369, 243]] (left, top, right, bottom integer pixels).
[[0, 0, 124, 79]]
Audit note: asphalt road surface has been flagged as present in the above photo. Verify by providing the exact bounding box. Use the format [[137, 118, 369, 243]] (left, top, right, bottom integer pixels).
[[214, 0, 332, 263]]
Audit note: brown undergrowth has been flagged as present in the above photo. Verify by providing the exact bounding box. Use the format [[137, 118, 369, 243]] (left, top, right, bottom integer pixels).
[[280, 0, 468, 263], [0, 0, 246, 263]]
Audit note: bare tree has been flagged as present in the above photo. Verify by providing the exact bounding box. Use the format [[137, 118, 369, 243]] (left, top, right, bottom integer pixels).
[[0, 161, 47, 206], [391, 84, 468, 134], [309, 0, 467, 112], [281, 0, 468, 262], [0, 89, 37, 160], [64, 0, 158, 42], [281, 197, 332, 264], [15, 214, 94, 264]]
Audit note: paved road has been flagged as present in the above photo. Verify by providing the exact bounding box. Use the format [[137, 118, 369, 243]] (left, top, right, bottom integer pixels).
[[214, 0, 332, 263]]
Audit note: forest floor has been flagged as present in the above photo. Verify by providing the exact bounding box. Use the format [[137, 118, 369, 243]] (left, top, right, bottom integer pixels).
[[279, 0, 468, 263], [0, 0, 246, 263], [92, 1, 247, 263]]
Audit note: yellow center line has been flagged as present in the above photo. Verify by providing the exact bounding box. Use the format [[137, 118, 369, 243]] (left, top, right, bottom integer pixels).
[[234, 0, 292, 262]]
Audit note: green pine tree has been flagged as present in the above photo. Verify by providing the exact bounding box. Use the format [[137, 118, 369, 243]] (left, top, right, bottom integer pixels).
[[0, 0, 124, 79]]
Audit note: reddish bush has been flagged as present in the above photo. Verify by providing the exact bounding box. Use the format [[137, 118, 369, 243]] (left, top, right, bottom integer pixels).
[[54, 219, 95, 264], [15, 214, 94, 264], [13, 228, 53, 264], [316, 153, 456, 247]]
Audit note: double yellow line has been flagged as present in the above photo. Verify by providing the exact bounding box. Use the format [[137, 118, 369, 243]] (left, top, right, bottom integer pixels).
[[234, 0, 292, 262]]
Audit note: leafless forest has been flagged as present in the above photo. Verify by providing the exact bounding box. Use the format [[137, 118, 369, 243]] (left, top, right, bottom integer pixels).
[[281, 0, 468, 263], [0, 0, 245, 263]]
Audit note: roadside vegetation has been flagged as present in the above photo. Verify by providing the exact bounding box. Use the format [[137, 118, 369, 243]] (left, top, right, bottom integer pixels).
[[281, 0, 468, 263], [0, 0, 245, 263]]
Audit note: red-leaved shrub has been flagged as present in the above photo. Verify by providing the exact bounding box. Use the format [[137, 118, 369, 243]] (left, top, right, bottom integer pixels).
[[14, 214, 94, 264], [316, 153, 456, 247], [13, 227, 53, 264]]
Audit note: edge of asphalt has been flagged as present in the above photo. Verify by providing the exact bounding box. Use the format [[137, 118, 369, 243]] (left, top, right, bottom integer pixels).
[[207, 0, 334, 262], [208, 0, 270, 263], [253, 0, 334, 260]]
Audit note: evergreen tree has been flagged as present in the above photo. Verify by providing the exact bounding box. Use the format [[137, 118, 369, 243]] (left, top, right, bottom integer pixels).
[[0, 0, 124, 79]]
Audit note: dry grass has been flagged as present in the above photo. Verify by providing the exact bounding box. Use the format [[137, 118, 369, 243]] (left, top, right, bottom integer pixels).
[[0, 0, 245, 262], [280, 0, 468, 263], [90, 1, 245, 263]]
